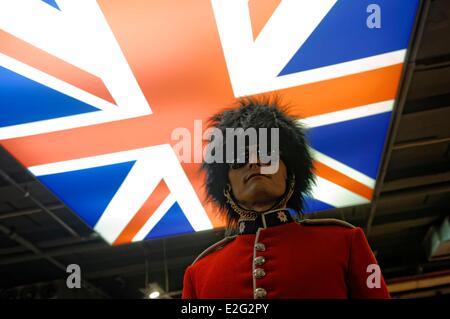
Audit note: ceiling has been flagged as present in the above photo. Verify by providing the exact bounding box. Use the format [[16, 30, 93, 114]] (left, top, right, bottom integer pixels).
[[0, 0, 449, 299]]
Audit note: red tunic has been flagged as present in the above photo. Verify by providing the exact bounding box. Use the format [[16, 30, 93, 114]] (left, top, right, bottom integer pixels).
[[182, 218, 390, 299]]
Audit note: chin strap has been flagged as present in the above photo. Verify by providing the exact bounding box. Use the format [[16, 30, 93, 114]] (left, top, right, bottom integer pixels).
[[223, 174, 296, 221]]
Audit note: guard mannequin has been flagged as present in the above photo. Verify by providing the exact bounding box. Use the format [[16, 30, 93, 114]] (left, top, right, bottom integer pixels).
[[182, 97, 390, 299]]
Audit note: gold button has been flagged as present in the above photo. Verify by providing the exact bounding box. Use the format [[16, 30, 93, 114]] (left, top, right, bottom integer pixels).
[[255, 243, 266, 251], [253, 268, 266, 279], [254, 256, 265, 266], [254, 288, 267, 299]]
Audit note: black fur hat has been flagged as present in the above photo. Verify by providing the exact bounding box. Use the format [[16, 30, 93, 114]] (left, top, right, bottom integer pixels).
[[201, 96, 315, 227]]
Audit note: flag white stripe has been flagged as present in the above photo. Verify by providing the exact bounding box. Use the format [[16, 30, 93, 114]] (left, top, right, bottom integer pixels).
[[310, 148, 376, 188], [260, 50, 405, 97], [132, 193, 177, 242], [310, 176, 370, 208], [94, 157, 163, 244], [0, 53, 116, 111], [301, 100, 394, 128], [29, 147, 151, 176]]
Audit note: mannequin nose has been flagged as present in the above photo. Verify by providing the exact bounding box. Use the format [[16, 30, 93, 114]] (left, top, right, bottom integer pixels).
[[247, 158, 269, 169], [248, 161, 261, 169]]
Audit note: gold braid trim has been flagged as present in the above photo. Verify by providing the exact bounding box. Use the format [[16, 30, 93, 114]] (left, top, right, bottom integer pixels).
[[274, 175, 295, 210], [223, 174, 296, 220], [223, 184, 258, 220]]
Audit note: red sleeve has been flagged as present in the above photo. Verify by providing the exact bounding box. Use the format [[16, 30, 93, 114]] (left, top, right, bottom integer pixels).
[[182, 265, 197, 299], [347, 227, 391, 299]]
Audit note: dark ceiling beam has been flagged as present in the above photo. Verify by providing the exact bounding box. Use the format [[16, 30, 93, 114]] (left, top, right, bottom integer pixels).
[[373, 205, 446, 224], [388, 269, 450, 293], [380, 182, 450, 201], [370, 216, 440, 238], [0, 242, 109, 266], [393, 136, 450, 150], [0, 230, 220, 266], [0, 180, 46, 201], [393, 106, 450, 147], [415, 56, 450, 71], [0, 223, 109, 298], [416, 52, 450, 67], [308, 183, 450, 223], [400, 101, 450, 117], [384, 258, 450, 279], [84, 256, 193, 281], [0, 169, 79, 238], [0, 203, 64, 220], [382, 171, 450, 192], [0, 235, 100, 255]]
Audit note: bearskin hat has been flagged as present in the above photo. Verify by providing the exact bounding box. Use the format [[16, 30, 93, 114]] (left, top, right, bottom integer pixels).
[[201, 96, 315, 227]]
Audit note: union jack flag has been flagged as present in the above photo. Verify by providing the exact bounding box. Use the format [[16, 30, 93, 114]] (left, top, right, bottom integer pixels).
[[0, 0, 420, 244]]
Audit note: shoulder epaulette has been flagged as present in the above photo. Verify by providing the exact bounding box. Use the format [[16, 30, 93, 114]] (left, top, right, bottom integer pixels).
[[192, 235, 237, 265], [297, 218, 355, 229]]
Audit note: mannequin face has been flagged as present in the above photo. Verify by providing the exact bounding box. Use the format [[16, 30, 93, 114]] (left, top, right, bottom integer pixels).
[[227, 158, 287, 212]]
